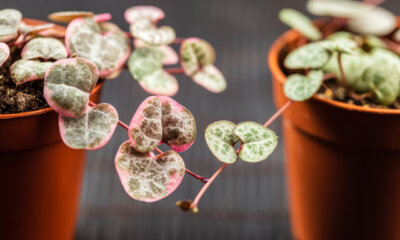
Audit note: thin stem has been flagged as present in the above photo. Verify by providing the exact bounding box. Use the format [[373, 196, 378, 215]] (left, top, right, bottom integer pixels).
[[165, 68, 185, 75], [154, 148, 163, 154], [337, 52, 348, 88], [190, 163, 228, 212], [185, 169, 209, 183], [172, 38, 185, 44], [263, 101, 292, 128]]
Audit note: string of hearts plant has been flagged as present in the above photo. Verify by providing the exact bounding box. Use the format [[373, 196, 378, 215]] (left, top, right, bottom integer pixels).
[[0, 6, 294, 213]]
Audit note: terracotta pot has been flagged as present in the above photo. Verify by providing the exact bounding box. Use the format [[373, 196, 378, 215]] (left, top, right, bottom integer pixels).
[[0, 19, 104, 240], [269, 28, 400, 239]]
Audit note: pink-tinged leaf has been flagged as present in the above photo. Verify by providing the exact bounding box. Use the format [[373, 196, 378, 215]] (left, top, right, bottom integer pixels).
[[115, 140, 185, 202], [0, 42, 10, 67], [124, 6, 165, 24], [66, 18, 131, 77], [129, 96, 196, 153], [19, 22, 54, 36], [59, 103, 118, 150], [192, 65, 227, 93], [130, 18, 175, 45], [48, 11, 94, 23], [0, 9, 22, 37], [134, 39, 178, 65], [93, 13, 112, 23], [139, 69, 179, 96], [100, 22, 127, 38], [22, 37, 68, 60], [38, 27, 66, 38], [0, 32, 18, 42], [10, 60, 52, 85], [44, 58, 99, 118], [180, 38, 216, 76]]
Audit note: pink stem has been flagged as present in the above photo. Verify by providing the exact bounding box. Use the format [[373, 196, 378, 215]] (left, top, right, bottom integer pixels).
[[172, 38, 186, 44], [93, 13, 112, 23], [190, 163, 228, 211], [337, 52, 348, 88], [263, 100, 292, 128], [185, 169, 209, 183], [165, 68, 185, 75]]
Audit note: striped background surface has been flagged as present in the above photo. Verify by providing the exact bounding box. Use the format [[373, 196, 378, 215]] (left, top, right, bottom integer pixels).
[[2, 0, 400, 239]]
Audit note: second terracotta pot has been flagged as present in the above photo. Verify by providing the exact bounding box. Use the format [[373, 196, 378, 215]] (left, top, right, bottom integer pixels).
[[269, 27, 400, 240]]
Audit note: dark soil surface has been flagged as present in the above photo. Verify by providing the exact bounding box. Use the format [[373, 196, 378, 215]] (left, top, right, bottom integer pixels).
[[0, 46, 48, 114]]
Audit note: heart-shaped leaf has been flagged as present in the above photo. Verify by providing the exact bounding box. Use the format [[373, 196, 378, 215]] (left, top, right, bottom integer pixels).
[[279, 8, 322, 41], [364, 36, 386, 49], [48, 11, 94, 23], [307, 0, 372, 18], [180, 38, 216, 76], [205, 121, 238, 164], [44, 58, 99, 118], [284, 70, 324, 101], [115, 141, 185, 202], [128, 46, 178, 96], [139, 69, 178, 96], [192, 65, 227, 93], [10, 60, 52, 85], [66, 17, 131, 77], [99, 21, 127, 38], [347, 6, 396, 37], [22, 37, 68, 60], [134, 39, 178, 65], [129, 96, 196, 153], [0, 42, 9, 67], [59, 103, 118, 150], [319, 39, 358, 54], [0, 9, 22, 37], [130, 18, 176, 45], [128, 46, 164, 80], [124, 6, 165, 24], [233, 122, 278, 163], [362, 65, 400, 105], [284, 43, 330, 69]]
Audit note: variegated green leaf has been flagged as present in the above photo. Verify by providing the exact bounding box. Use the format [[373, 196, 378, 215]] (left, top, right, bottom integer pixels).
[[128, 46, 164, 80], [130, 18, 175, 45], [284, 70, 323, 101], [10, 60, 52, 85], [284, 43, 330, 69], [0, 9, 21, 36], [319, 39, 358, 54], [279, 8, 321, 41], [180, 38, 215, 76], [192, 65, 226, 93], [22, 37, 68, 60], [139, 69, 178, 96], [205, 121, 238, 164], [234, 122, 278, 163]]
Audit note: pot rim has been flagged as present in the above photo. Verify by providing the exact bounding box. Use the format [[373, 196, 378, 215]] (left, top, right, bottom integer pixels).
[[0, 18, 105, 120], [268, 26, 400, 115]]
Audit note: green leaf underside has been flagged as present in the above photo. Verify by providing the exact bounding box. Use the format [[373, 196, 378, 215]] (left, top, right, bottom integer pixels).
[[128, 46, 164, 80], [347, 6, 396, 37], [205, 121, 238, 164], [279, 8, 321, 41], [284, 70, 323, 101], [60, 103, 118, 149], [115, 141, 185, 202], [307, 1, 373, 18], [284, 43, 330, 69], [10, 60, 52, 85], [233, 122, 278, 163], [192, 65, 226, 93]]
